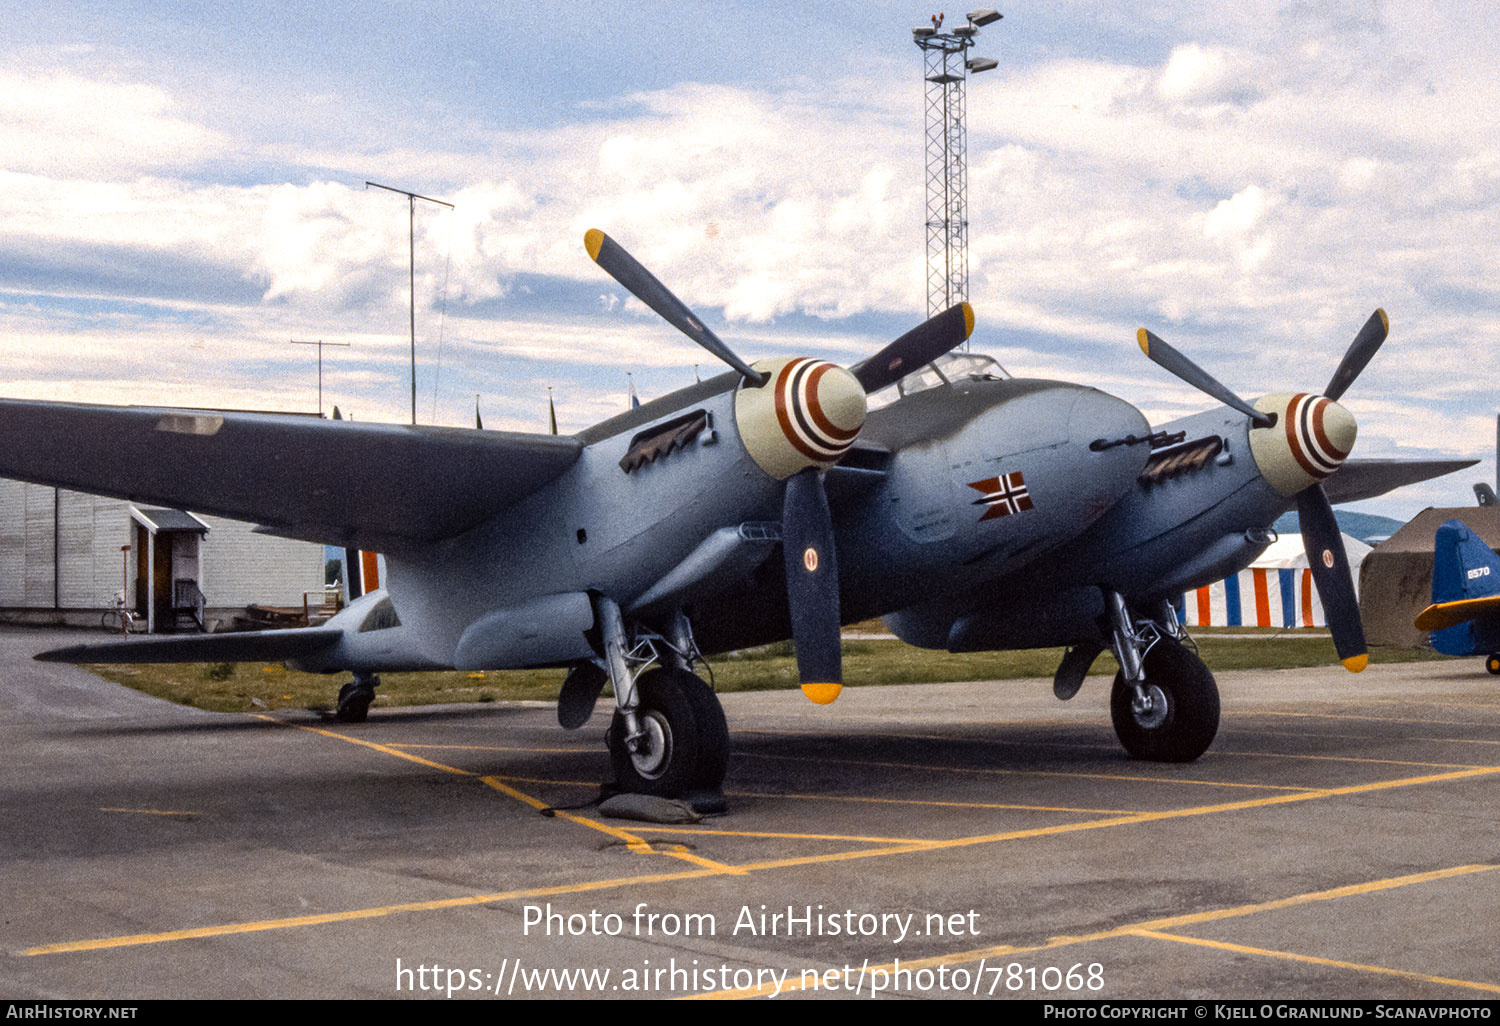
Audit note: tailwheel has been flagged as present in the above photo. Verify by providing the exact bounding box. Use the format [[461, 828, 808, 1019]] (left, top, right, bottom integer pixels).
[[336, 676, 379, 723], [1110, 635, 1219, 762], [1486, 653, 1500, 676], [608, 667, 728, 797]]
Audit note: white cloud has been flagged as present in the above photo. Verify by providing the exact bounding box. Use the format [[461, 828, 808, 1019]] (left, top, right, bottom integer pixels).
[[0, 70, 227, 179], [0, 5, 1495, 527]]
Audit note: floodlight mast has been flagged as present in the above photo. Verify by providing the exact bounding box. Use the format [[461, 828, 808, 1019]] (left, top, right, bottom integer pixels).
[[365, 180, 454, 426], [912, 11, 1002, 343]]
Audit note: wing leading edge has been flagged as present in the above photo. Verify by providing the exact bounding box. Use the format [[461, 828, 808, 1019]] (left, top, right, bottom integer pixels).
[[0, 400, 582, 551]]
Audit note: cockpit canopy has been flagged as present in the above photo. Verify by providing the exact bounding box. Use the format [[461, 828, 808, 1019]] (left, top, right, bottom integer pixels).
[[868, 351, 1011, 408]]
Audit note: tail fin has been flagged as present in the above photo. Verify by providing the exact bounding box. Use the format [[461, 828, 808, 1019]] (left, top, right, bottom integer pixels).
[[1424, 519, 1500, 654], [1432, 519, 1500, 604], [1475, 483, 1497, 507]]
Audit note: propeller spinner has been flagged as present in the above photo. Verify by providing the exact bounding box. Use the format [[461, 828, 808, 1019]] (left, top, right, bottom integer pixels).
[[1136, 310, 1389, 672], [585, 229, 974, 702]]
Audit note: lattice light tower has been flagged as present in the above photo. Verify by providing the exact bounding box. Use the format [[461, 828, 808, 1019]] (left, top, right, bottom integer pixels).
[[913, 10, 1001, 329]]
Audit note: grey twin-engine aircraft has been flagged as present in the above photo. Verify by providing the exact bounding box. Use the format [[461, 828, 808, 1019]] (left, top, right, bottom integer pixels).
[[13, 231, 1473, 798]]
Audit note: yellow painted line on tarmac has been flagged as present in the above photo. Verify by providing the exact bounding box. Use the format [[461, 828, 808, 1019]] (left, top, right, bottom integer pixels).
[[97, 808, 199, 817], [636, 826, 934, 845], [489, 774, 599, 787], [660, 843, 748, 875], [1415, 736, 1500, 747], [727, 767, 1500, 875], [1209, 750, 1492, 771], [686, 863, 1500, 999], [388, 743, 595, 754], [736, 750, 1326, 793], [478, 775, 744, 873], [251, 716, 728, 870], [249, 715, 471, 776], [729, 791, 1144, 816], [25, 766, 1500, 958], [1130, 929, 1500, 995], [1366, 698, 1500, 711], [1261, 710, 1498, 728], [20, 865, 729, 956]]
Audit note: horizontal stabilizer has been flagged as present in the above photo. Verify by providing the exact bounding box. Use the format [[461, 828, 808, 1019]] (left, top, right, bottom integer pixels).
[[1324, 458, 1478, 505], [35, 627, 343, 664], [1414, 595, 1500, 633]]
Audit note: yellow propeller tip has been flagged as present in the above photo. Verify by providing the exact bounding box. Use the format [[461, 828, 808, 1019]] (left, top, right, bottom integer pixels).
[[1376, 308, 1389, 334], [1136, 328, 1150, 355], [960, 302, 975, 339], [1341, 654, 1369, 673], [801, 682, 843, 705], [584, 228, 605, 261]]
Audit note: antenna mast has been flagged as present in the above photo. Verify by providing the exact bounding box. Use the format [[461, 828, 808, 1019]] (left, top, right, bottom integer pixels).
[[365, 180, 454, 425]]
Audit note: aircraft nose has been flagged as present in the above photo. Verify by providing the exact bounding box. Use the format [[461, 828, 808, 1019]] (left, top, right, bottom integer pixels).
[[1068, 386, 1151, 448]]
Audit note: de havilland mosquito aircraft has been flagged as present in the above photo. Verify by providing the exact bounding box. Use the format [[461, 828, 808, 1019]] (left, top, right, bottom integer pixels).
[[9, 230, 1471, 797]]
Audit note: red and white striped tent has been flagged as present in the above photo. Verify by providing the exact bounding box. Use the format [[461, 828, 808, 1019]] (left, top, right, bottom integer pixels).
[[1181, 532, 1372, 628]]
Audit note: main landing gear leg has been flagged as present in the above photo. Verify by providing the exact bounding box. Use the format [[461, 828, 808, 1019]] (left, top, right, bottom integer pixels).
[[335, 672, 380, 723], [595, 597, 728, 798], [1104, 591, 1219, 762]]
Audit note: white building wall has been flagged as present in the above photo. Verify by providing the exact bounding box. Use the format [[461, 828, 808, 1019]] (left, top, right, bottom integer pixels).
[[197, 516, 325, 608], [0, 479, 325, 612], [0, 480, 26, 607]]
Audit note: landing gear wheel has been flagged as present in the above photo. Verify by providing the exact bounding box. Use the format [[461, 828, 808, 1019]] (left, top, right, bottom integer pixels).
[[1486, 653, 1500, 676], [336, 680, 376, 723], [1110, 635, 1219, 762], [607, 668, 728, 797]]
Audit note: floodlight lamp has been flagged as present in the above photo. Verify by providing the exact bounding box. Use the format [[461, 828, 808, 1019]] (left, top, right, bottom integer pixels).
[[967, 56, 998, 73], [954, 24, 977, 37], [967, 8, 1002, 26], [913, 26, 935, 38]]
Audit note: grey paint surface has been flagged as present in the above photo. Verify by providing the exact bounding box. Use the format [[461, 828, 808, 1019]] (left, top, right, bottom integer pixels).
[[2, 628, 1496, 999]]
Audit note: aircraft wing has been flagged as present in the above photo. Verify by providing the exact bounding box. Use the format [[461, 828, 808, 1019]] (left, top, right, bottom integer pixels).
[[34, 627, 344, 664], [0, 399, 582, 551], [1323, 458, 1478, 505], [1414, 594, 1500, 632]]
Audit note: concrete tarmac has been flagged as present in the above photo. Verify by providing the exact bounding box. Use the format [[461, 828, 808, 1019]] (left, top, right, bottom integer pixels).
[[1, 626, 1497, 1000]]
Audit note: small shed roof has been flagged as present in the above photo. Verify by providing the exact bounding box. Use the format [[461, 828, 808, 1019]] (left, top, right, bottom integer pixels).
[[131, 507, 210, 534]]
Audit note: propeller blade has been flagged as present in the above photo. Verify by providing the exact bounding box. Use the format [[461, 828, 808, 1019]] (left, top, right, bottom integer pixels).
[[1296, 485, 1368, 672], [584, 229, 767, 386], [852, 303, 975, 394], [782, 468, 843, 704], [1322, 308, 1389, 401], [1136, 329, 1274, 428]]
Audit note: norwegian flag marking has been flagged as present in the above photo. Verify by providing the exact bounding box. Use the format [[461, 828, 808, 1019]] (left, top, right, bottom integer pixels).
[[968, 471, 1034, 521]]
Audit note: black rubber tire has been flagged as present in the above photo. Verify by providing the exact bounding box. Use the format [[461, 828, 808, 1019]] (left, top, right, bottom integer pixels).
[[1486, 653, 1500, 676], [1110, 635, 1219, 762], [336, 681, 374, 723], [608, 668, 728, 796]]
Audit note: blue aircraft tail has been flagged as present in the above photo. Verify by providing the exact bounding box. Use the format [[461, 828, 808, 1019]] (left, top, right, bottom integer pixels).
[[1429, 519, 1500, 655]]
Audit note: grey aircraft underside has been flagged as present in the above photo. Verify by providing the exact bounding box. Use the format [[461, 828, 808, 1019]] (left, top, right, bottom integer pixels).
[[13, 231, 1474, 799]]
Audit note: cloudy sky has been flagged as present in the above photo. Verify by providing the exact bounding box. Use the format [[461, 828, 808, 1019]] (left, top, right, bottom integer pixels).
[[2, 0, 1495, 521]]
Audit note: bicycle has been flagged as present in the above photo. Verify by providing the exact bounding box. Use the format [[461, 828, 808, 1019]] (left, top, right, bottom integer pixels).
[[101, 592, 139, 635]]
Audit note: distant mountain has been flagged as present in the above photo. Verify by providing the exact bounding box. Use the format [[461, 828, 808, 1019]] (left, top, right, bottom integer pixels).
[[1272, 509, 1406, 546]]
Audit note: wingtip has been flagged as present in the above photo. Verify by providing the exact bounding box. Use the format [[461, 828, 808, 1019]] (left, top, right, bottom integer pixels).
[[1341, 653, 1369, 673], [584, 228, 605, 262], [1413, 604, 1439, 631], [800, 682, 842, 705]]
